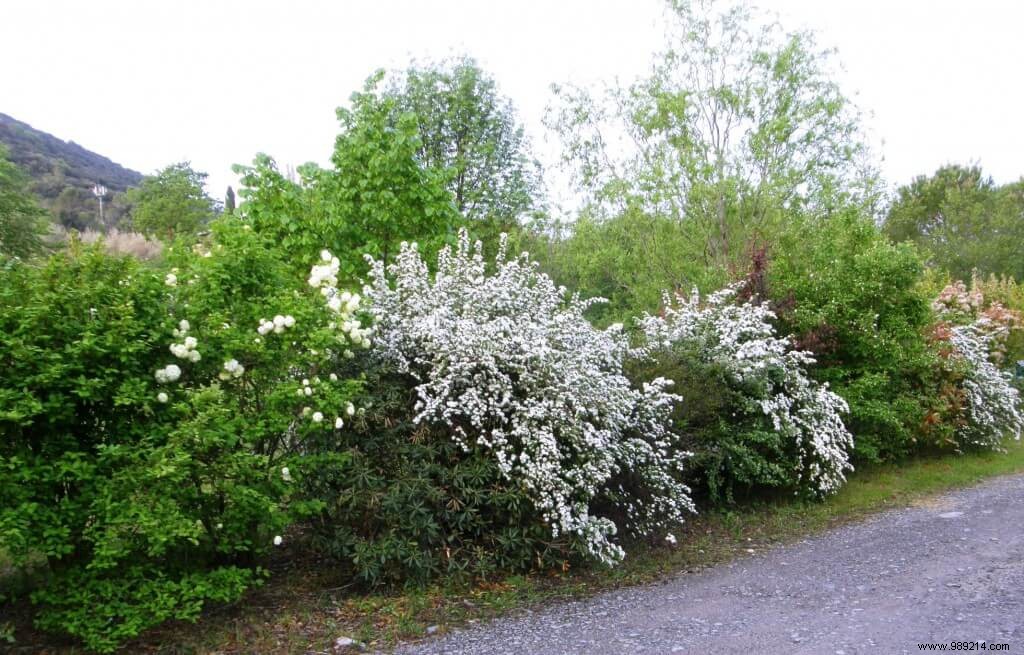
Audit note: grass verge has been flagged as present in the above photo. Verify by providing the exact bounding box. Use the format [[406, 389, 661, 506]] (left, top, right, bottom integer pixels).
[[8, 440, 1024, 654]]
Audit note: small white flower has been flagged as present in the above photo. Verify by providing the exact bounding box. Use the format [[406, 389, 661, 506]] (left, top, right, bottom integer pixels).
[[304, 386, 313, 396], [311, 411, 324, 423], [334, 417, 344, 429], [165, 273, 177, 287], [273, 314, 286, 327], [183, 336, 198, 350], [273, 535, 283, 546], [665, 533, 677, 545], [281, 467, 292, 482], [329, 373, 338, 382], [301, 378, 310, 386], [320, 249, 332, 262], [187, 350, 201, 362], [302, 406, 311, 416], [346, 402, 355, 417], [179, 319, 190, 332], [157, 392, 168, 403], [284, 315, 295, 328]]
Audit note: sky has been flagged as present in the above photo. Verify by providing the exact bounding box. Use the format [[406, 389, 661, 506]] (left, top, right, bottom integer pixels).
[[2, 0, 1023, 208]]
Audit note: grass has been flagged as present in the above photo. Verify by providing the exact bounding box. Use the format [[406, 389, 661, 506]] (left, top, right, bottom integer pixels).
[[8, 440, 1024, 654]]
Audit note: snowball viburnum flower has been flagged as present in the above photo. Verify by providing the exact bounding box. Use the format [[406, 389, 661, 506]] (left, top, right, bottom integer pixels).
[[334, 417, 344, 429], [154, 364, 182, 383], [273, 535, 283, 546], [281, 467, 292, 482], [164, 273, 177, 287], [311, 411, 323, 423], [156, 392, 168, 403]]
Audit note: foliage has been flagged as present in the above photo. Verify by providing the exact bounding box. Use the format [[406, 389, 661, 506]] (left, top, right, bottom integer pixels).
[[235, 72, 461, 282], [0, 222, 365, 652], [0, 112, 141, 231], [0, 144, 49, 258], [123, 162, 217, 241], [301, 366, 569, 588], [364, 230, 695, 564], [885, 164, 1024, 281], [547, 0, 878, 280], [638, 286, 853, 500], [933, 278, 1022, 366], [764, 212, 943, 462], [385, 56, 543, 232]]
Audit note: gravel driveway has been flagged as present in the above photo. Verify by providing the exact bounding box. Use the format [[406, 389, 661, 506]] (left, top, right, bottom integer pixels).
[[394, 474, 1024, 654]]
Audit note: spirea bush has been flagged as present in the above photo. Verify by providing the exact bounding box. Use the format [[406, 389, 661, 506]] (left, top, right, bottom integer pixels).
[[940, 321, 1023, 449], [0, 222, 366, 652], [364, 230, 695, 564], [638, 287, 854, 500]]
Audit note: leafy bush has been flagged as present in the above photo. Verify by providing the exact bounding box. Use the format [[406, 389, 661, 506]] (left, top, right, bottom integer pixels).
[[638, 286, 853, 501], [765, 213, 943, 462], [363, 230, 694, 564], [0, 222, 365, 652], [301, 367, 570, 587]]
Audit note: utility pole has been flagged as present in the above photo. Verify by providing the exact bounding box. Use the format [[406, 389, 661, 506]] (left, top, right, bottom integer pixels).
[[92, 183, 108, 226]]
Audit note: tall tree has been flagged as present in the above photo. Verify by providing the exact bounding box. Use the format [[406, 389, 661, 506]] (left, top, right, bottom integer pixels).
[[124, 162, 216, 241], [234, 72, 460, 279], [884, 165, 1024, 281], [548, 0, 879, 277], [385, 56, 543, 231], [0, 144, 49, 258], [225, 185, 236, 214]]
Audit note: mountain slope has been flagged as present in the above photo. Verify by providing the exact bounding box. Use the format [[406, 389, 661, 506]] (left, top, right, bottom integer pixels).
[[0, 112, 143, 230]]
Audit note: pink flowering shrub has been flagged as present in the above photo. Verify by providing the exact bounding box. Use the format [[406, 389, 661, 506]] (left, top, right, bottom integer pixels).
[[365, 230, 695, 564]]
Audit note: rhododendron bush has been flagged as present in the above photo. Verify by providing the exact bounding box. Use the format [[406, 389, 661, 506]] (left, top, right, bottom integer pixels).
[[365, 230, 695, 563], [638, 286, 854, 499]]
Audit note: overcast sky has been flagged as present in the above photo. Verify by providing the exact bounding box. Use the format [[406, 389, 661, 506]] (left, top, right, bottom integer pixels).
[[3, 0, 1023, 208]]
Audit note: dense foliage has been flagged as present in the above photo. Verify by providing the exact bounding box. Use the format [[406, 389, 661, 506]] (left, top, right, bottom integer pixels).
[[885, 165, 1024, 282], [638, 286, 853, 500], [0, 144, 49, 258], [123, 162, 218, 241], [0, 224, 365, 652]]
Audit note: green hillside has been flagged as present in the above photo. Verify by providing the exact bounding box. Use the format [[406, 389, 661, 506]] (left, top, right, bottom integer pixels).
[[0, 112, 142, 230]]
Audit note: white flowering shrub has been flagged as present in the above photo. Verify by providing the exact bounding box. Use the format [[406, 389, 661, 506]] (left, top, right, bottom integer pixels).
[[0, 221, 367, 652], [945, 321, 1023, 448], [365, 230, 695, 564], [638, 286, 854, 498]]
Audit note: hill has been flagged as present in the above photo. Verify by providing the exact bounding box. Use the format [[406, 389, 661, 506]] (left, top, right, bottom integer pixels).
[[0, 112, 142, 230]]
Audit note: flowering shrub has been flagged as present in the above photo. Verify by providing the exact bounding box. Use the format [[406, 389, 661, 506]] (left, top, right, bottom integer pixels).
[[933, 279, 1022, 366], [638, 286, 854, 499], [364, 230, 694, 564], [945, 322, 1023, 448], [0, 221, 365, 652]]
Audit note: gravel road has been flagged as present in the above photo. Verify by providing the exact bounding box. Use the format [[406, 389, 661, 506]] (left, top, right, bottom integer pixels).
[[394, 474, 1024, 654]]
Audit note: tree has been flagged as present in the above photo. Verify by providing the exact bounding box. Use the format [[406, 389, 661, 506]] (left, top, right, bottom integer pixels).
[[548, 0, 879, 280], [234, 72, 460, 280], [385, 57, 543, 232], [0, 144, 49, 258], [125, 162, 217, 241], [224, 185, 235, 214], [884, 165, 1024, 281]]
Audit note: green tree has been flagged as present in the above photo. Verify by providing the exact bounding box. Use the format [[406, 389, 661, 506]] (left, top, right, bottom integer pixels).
[[125, 162, 217, 241], [546, 0, 879, 303], [235, 72, 460, 280], [0, 144, 49, 258], [884, 165, 1024, 281], [385, 57, 543, 231]]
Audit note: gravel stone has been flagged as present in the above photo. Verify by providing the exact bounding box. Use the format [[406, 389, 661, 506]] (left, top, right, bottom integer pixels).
[[394, 474, 1024, 654]]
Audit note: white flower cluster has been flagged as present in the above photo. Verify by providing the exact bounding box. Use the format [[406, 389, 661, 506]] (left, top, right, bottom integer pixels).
[[219, 358, 245, 380], [308, 249, 373, 352], [948, 321, 1023, 448], [154, 364, 182, 384], [365, 229, 695, 564], [257, 314, 296, 335], [169, 319, 202, 362], [639, 286, 855, 495]]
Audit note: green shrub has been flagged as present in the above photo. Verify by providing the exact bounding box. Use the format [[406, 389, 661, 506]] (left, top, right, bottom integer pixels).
[[0, 222, 365, 652], [302, 368, 570, 587], [764, 212, 945, 462]]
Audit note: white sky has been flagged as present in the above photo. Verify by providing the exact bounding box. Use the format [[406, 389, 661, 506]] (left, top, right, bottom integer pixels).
[[2, 0, 1023, 208]]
